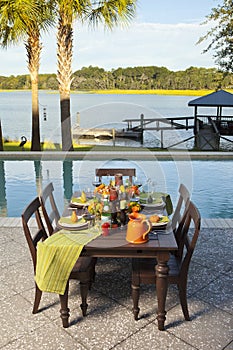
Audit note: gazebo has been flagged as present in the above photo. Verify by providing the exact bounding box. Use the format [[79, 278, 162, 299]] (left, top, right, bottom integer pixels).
[[188, 90, 233, 150]]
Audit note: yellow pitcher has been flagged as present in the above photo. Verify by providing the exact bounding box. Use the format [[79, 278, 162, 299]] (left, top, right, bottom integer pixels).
[[126, 213, 152, 244]]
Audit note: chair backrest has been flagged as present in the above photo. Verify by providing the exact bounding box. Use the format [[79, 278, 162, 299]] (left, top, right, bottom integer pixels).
[[21, 197, 48, 271], [40, 182, 60, 235], [175, 201, 201, 272], [172, 183, 190, 232], [96, 168, 136, 184]]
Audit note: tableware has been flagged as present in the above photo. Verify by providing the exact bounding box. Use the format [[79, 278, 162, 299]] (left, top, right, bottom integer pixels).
[[92, 177, 102, 187], [150, 215, 170, 227], [70, 196, 92, 208], [139, 192, 165, 209], [58, 216, 88, 230], [126, 213, 152, 244], [82, 213, 96, 227]]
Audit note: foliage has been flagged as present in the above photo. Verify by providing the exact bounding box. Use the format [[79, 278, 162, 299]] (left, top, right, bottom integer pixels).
[[198, 0, 233, 73], [56, 0, 137, 151], [1, 65, 233, 90], [0, 0, 56, 151]]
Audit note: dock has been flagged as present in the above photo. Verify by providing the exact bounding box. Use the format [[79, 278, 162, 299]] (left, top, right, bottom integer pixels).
[[72, 91, 233, 150], [72, 125, 142, 141]]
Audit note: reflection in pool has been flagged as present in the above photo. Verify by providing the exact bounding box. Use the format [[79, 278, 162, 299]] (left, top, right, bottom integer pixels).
[[0, 159, 232, 218]]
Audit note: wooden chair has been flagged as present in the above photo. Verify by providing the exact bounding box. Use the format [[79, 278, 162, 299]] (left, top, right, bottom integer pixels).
[[40, 182, 60, 235], [131, 201, 201, 322], [22, 196, 95, 328], [40, 182, 97, 285], [171, 184, 190, 251], [172, 183, 190, 231], [96, 168, 136, 184]]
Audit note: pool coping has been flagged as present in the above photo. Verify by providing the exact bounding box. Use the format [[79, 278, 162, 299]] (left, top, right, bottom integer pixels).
[[0, 151, 233, 160], [1, 217, 232, 229]]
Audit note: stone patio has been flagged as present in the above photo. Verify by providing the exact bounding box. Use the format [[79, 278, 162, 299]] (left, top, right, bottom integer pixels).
[[0, 218, 232, 350]]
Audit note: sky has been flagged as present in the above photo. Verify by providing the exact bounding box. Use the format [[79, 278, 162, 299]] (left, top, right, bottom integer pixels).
[[0, 0, 218, 76]]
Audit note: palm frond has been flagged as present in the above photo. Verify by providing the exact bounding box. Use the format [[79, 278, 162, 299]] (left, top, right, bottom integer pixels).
[[85, 0, 137, 30]]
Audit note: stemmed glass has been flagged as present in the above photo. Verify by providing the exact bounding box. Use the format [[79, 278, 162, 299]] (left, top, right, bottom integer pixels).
[[134, 177, 143, 188], [92, 176, 102, 187]]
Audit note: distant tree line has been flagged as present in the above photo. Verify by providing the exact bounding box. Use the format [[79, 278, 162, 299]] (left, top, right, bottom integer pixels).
[[1, 65, 233, 91]]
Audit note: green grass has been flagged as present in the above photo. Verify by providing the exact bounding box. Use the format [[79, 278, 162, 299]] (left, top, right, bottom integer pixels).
[[2, 140, 169, 152]]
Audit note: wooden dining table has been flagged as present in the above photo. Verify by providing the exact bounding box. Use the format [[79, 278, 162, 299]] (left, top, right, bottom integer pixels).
[[61, 189, 177, 331], [80, 225, 177, 331]]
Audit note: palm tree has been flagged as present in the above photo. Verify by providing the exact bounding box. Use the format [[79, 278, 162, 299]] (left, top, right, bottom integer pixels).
[[56, 0, 137, 151], [0, 0, 54, 151]]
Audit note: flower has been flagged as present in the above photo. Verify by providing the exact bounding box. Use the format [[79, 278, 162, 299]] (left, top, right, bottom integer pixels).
[[88, 198, 103, 216], [128, 201, 141, 213]]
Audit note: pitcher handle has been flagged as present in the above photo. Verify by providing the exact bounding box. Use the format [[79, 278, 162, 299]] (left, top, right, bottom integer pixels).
[[142, 219, 152, 240]]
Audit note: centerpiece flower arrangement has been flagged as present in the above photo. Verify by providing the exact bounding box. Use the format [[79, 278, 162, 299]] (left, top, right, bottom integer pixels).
[[94, 182, 140, 197], [127, 201, 141, 213], [87, 197, 103, 218], [88, 181, 141, 220]]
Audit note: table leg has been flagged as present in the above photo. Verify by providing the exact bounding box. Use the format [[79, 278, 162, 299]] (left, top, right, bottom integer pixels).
[[59, 284, 70, 328], [155, 252, 170, 331]]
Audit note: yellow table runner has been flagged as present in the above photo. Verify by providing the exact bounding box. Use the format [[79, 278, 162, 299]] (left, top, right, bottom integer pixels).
[[35, 227, 101, 295]]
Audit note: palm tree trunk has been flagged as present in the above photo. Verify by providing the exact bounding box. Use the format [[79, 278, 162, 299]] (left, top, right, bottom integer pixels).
[[57, 17, 74, 151], [26, 34, 41, 151], [60, 91, 73, 151], [0, 119, 3, 151], [31, 79, 41, 151]]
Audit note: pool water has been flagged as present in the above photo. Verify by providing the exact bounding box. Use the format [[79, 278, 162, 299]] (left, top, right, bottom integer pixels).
[[0, 159, 232, 218]]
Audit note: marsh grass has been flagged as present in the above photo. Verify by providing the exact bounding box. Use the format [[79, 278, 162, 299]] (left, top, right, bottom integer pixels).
[[88, 89, 233, 96]]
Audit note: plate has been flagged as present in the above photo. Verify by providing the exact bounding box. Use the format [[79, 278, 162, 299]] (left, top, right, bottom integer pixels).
[[139, 193, 165, 208], [70, 197, 92, 208], [141, 202, 165, 209], [57, 216, 88, 230], [150, 215, 170, 227]]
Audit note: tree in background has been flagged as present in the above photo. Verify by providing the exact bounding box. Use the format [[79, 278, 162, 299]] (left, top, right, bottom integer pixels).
[[0, 0, 54, 151], [198, 0, 233, 73], [56, 0, 137, 151]]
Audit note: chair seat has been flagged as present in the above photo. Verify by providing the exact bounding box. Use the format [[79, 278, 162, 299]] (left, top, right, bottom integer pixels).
[[131, 201, 201, 323], [132, 255, 181, 285], [72, 257, 94, 273]]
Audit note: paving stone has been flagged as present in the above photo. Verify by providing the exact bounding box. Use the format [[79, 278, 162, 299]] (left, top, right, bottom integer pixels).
[[1, 323, 85, 350], [0, 225, 232, 350], [167, 297, 233, 350]]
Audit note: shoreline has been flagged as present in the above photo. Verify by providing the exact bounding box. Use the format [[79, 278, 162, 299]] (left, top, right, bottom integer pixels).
[[1, 150, 233, 161], [1, 88, 233, 96]]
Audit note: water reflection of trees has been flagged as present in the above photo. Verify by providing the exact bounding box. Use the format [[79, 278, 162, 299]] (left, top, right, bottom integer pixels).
[[0, 161, 7, 216], [63, 160, 73, 205], [34, 160, 42, 195]]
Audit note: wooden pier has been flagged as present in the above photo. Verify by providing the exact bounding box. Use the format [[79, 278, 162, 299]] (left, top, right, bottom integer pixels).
[[72, 114, 195, 147], [72, 90, 233, 150], [72, 126, 142, 141]]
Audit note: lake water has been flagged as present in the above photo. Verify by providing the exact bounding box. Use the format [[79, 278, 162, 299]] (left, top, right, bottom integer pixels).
[[0, 91, 232, 218], [0, 90, 196, 149], [1, 90, 233, 149]]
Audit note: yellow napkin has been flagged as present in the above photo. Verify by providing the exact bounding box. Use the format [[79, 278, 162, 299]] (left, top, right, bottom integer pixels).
[[35, 228, 101, 295], [71, 196, 90, 204], [59, 216, 86, 225]]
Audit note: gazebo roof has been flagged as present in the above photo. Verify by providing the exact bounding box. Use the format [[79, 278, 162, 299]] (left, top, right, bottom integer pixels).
[[188, 90, 233, 107]]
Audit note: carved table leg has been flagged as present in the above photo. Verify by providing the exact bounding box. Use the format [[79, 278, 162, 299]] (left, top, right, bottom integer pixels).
[[59, 284, 70, 328], [156, 252, 170, 331], [132, 284, 140, 320]]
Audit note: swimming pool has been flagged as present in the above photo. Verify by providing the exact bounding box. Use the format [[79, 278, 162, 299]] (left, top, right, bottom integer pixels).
[[0, 158, 232, 218]]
